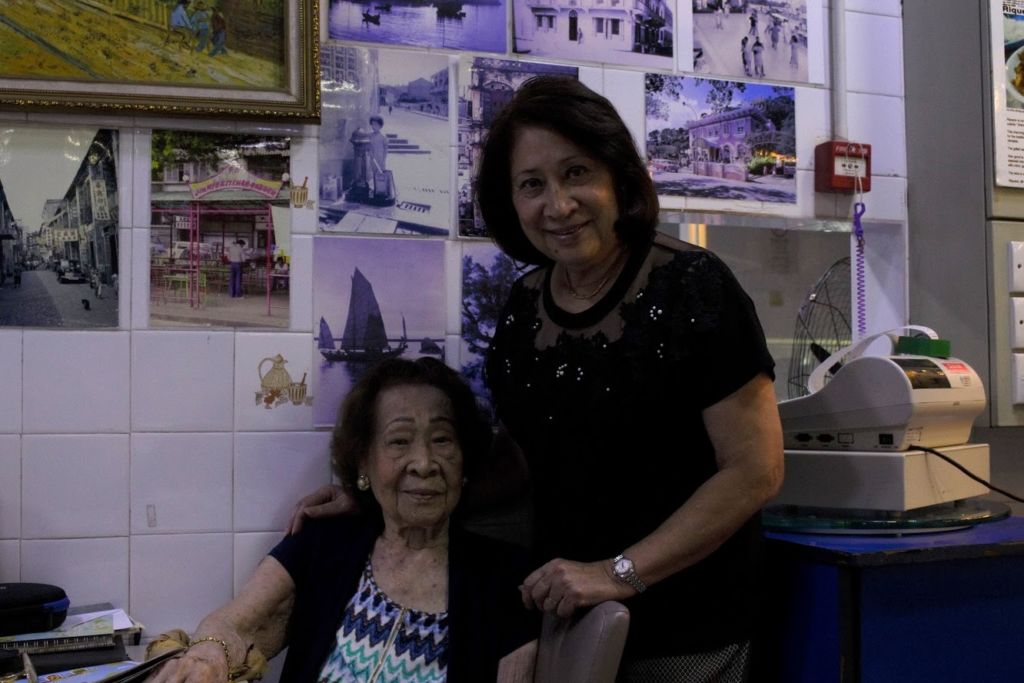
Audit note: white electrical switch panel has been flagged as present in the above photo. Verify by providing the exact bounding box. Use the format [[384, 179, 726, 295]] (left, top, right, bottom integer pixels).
[[1013, 354, 1024, 404], [1010, 242, 1024, 293], [1012, 298, 1024, 349]]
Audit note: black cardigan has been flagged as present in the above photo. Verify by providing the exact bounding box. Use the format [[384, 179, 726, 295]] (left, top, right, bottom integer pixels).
[[269, 516, 537, 682]]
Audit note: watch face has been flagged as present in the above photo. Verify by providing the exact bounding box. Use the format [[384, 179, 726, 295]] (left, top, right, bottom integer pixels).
[[614, 558, 632, 575]]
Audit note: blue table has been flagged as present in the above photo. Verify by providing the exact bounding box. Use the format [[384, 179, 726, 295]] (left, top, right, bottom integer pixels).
[[758, 516, 1024, 682]]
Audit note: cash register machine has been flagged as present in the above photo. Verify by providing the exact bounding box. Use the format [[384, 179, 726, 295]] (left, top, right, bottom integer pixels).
[[764, 326, 1008, 532]]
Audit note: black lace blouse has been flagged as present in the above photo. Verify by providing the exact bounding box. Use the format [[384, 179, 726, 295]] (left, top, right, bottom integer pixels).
[[485, 233, 775, 659]]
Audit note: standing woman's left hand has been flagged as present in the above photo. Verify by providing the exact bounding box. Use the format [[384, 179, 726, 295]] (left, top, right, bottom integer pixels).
[[520, 558, 633, 618]]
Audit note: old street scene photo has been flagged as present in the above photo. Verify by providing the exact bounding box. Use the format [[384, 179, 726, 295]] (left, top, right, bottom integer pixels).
[[327, 0, 506, 52], [646, 74, 797, 203], [149, 131, 292, 328], [691, 0, 811, 83], [319, 45, 451, 235], [512, 0, 674, 69], [0, 127, 119, 328], [313, 236, 446, 426], [458, 58, 578, 237]]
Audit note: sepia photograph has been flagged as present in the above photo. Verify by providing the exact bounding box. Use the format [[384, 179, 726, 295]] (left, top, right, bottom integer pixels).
[[0, 127, 119, 328], [646, 74, 797, 203], [149, 130, 292, 328], [313, 235, 446, 426], [328, 0, 506, 53], [319, 46, 451, 236], [457, 57, 578, 237]]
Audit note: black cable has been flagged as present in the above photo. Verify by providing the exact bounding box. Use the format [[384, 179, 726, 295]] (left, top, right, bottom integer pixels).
[[910, 444, 1024, 504]]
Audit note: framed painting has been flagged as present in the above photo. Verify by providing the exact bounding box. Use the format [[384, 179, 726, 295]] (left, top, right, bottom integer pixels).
[[0, 0, 320, 121]]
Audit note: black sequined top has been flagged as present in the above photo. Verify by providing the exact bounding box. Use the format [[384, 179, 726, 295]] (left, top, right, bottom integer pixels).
[[485, 233, 775, 659]]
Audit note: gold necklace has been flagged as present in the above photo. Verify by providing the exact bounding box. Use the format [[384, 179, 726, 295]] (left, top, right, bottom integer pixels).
[[563, 251, 626, 300]]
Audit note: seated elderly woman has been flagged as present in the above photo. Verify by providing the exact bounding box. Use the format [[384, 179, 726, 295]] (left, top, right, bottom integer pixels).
[[148, 357, 538, 682]]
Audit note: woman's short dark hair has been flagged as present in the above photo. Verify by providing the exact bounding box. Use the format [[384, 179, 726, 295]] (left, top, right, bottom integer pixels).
[[475, 76, 659, 265], [330, 357, 492, 518]]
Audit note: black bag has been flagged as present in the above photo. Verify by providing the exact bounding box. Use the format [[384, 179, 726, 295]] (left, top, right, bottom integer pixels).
[[0, 583, 69, 636]]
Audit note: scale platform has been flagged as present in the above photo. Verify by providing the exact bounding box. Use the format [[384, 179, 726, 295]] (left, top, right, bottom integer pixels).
[[763, 443, 1003, 534]]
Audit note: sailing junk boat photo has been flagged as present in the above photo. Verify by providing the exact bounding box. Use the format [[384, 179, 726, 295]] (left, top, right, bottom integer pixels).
[[319, 267, 408, 362]]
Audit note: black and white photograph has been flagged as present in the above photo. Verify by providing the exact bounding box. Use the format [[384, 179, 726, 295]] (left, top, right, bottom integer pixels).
[[0, 126, 119, 328], [512, 0, 674, 69], [646, 74, 797, 203], [457, 57, 578, 237], [313, 235, 446, 427], [319, 45, 451, 236], [328, 0, 507, 53], [691, 0, 812, 83], [149, 130, 292, 328]]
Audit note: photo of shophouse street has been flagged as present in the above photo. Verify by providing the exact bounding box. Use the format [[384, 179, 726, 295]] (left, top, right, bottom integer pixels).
[[149, 130, 291, 328], [0, 128, 119, 328]]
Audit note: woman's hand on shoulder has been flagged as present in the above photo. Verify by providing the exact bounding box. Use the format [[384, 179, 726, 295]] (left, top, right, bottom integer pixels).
[[145, 642, 228, 682], [286, 483, 357, 535], [520, 558, 632, 619]]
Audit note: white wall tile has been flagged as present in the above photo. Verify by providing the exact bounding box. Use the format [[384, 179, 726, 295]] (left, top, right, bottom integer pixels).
[[445, 240, 463, 336], [0, 331, 21, 433], [131, 228, 151, 329], [27, 112, 135, 128], [0, 436, 20, 539], [132, 331, 235, 431], [233, 532, 283, 595], [0, 111, 28, 123], [235, 334, 315, 431], [117, 228, 132, 330], [846, 92, 906, 178], [602, 69, 646, 158], [844, 12, 904, 98], [22, 332, 130, 434], [290, 135, 319, 234], [795, 87, 831, 171], [288, 235, 313, 332], [131, 130, 152, 228], [22, 434, 129, 538], [22, 538, 129, 609], [0, 540, 19, 581], [130, 533, 233, 636], [834, 175, 906, 222], [118, 128, 135, 230], [130, 433, 233, 534], [234, 432, 332, 532]]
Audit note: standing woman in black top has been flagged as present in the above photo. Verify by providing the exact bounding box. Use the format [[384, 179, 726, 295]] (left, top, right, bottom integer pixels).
[[475, 76, 783, 682]]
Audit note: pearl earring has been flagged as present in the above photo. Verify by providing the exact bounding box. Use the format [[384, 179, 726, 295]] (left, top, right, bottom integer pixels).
[[356, 474, 370, 491]]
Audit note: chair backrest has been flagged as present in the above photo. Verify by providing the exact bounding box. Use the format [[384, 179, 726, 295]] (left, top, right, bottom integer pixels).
[[533, 601, 630, 683]]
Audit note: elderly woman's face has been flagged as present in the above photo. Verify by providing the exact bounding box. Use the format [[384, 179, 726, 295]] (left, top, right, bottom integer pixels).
[[509, 126, 621, 269], [363, 384, 464, 532]]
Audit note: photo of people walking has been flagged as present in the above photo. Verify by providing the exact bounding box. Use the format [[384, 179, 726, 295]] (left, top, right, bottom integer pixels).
[[691, 0, 815, 83]]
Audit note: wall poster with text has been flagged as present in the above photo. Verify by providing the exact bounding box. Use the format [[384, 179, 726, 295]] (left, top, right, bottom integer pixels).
[[992, 0, 1024, 187]]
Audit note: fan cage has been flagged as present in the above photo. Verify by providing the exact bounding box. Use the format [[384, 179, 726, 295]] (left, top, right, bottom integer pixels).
[[786, 257, 853, 399]]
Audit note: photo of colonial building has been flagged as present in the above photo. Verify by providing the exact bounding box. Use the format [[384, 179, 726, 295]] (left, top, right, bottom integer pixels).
[[512, 0, 674, 69], [646, 75, 797, 203]]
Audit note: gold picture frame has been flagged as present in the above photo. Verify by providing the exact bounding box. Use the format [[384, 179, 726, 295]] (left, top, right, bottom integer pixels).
[[0, 0, 320, 122]]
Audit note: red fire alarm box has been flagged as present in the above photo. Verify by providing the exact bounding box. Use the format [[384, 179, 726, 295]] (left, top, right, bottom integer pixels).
[[814, 141, 871, 193]]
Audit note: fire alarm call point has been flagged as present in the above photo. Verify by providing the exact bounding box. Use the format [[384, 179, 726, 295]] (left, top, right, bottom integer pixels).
[[814, 141, 871, 193]]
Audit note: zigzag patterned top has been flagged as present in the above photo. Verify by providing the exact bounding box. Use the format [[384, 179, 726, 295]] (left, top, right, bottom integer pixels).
[[317, 559, 449, 683]]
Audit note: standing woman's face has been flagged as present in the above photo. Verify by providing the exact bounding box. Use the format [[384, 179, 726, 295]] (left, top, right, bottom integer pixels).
[[509, 127, 622, 270]]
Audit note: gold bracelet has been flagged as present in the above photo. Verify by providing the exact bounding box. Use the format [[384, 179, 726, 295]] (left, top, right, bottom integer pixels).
[[188, 635, 234, 673]]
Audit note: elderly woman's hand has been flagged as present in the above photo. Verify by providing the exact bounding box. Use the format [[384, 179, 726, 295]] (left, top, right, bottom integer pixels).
[[520, 558, 634, 618], [286, 483, 357, 535], [146, 641, 229, 682]]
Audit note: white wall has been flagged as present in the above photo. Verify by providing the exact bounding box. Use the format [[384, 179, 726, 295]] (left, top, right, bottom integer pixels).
[[0, 3, 907, 679]]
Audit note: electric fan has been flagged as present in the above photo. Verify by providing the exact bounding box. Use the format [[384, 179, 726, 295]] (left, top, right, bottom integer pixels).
[[786, 257, 852, 399]]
